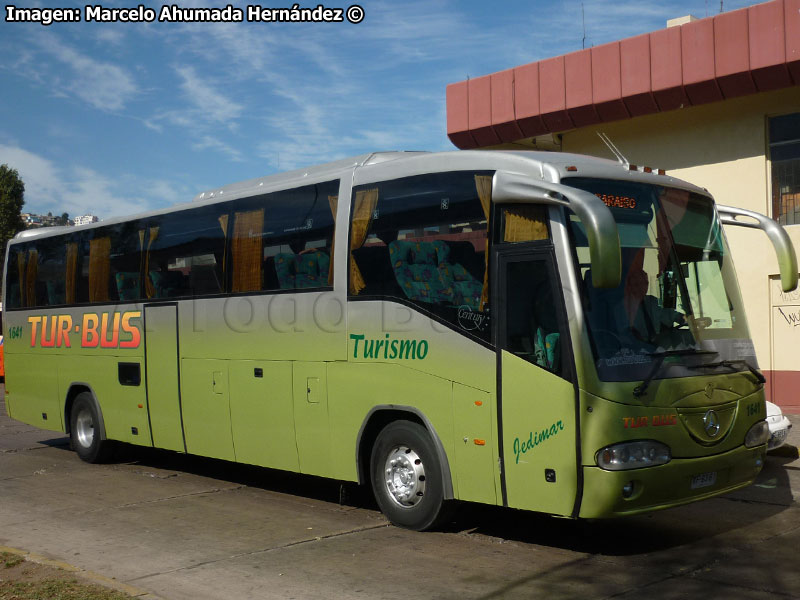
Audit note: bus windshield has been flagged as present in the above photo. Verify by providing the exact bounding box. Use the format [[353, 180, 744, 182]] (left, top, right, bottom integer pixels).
[[564, 177, 754, 383]]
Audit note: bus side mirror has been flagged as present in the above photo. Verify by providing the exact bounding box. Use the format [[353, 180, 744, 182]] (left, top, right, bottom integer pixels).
[[718, 205, 799, 293], [492, 171, 622, 289]]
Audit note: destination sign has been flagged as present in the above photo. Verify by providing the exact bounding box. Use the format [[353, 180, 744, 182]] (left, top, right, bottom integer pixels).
[[596, 193, 637, 209]]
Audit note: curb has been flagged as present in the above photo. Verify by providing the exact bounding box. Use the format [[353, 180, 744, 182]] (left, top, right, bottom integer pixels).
[[0, 545, 162, 599]]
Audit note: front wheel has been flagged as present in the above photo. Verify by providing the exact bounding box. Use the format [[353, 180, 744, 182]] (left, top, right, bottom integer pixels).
[[70, 392, 112, 463], [370, 420, 449, 531]]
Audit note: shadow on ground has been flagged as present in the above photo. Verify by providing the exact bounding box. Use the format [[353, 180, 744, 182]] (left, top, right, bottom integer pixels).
[[38, 437, 794, 559]]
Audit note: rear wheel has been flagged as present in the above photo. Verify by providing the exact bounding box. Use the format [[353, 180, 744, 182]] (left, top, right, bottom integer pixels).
[[70, 393, 112, 463], [370, 420, 449, 531]]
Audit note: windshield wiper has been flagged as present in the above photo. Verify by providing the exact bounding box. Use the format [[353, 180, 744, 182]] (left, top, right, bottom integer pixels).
[[633, 349, 719, 397], [686, 359, 766, 384]]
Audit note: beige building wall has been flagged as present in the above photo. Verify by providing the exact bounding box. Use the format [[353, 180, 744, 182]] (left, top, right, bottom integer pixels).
[[557, 86, 800, 405]]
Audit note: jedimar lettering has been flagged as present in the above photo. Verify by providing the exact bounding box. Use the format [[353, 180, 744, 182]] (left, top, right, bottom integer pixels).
[[513, 421, 565, 464], [28, 311, 141, 349]]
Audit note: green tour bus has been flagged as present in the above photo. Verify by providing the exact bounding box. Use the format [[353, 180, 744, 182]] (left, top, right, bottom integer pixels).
[[3, 150, 797, 530]]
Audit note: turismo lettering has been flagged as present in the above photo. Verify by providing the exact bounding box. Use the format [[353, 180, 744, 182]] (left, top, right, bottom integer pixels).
[[28, 312, 142, 349], [513, 421, 564, 464], [349, 333, 429, 360]]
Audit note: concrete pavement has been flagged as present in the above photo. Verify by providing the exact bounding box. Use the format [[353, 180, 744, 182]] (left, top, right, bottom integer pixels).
[[3, 391, 800, 599]]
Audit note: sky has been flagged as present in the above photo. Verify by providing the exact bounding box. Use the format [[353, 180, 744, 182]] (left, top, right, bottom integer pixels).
[[0, 0, 758, 221]]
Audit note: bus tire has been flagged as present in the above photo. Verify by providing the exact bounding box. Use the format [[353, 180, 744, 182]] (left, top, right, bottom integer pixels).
[[70, 393, 112, 464], [370, 420, 449, 531]]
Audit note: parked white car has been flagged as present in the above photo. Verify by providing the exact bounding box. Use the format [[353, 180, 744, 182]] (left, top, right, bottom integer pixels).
[[766, 401, 792, 450]]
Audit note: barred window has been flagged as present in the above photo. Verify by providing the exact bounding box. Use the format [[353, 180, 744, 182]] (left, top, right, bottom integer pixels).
[[770, 113, 800, 226]]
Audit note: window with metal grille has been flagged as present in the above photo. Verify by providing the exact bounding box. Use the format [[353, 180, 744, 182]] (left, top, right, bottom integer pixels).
[[770, 113, 800, 226]]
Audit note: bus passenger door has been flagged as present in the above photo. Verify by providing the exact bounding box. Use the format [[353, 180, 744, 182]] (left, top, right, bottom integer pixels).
[[144, 304, 185, 452], [494, 246, 578, 517]]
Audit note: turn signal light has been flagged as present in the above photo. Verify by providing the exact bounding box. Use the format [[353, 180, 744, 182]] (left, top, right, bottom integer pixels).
[[745, 420, 770, 448]]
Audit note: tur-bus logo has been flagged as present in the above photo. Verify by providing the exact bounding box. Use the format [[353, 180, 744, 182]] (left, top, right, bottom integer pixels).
[[27, 312, 142, 349]]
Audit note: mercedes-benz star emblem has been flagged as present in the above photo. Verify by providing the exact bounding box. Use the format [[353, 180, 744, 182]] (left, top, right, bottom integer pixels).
[[703, 409, 721, 437]]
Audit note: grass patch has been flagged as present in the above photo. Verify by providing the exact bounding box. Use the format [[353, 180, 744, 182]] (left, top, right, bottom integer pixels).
[[0, 554, 24, 569], [0, 553, 131, 599], [0, 578, 131, 600]]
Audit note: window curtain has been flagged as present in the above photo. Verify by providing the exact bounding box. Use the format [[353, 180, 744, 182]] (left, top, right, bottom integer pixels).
[[24, 249, 38, 308], [328, 195, 338, 286], [503, 207, 548, 242], [65, 242, 78, 304], [138, 229, 146, 295], [89, 237, 111, 302], [232, 208, 264, 292], [475, 175, 492, 311], [219, 214, 229, 287], [17, 251, 26, 307], [141, 227, 159, 298], [349, 188, 379, 295]]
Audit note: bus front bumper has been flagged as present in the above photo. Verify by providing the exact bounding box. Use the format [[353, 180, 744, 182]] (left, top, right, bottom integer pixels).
[[578, 444, 766, 519]]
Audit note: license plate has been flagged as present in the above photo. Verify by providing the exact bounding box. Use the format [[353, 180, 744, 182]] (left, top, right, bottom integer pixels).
[[691, 471, 717, 489]]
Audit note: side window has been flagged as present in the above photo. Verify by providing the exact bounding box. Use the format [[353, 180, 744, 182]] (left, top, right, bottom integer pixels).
[[6, 243, 37, 308], [5, 247, 21, 308], [349, 171, 491, 340], [81, 223, 142, 303], [110, 222, 144, 302], [146, 205, 227, 299], [262, 180, 338, 292], [37, 236, 67, 306], [503, 258, 564, 375], [232, 180, 338, 293]]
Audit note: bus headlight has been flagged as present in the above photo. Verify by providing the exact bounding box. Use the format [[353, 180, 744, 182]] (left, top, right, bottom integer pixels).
[[595, 440, 671, 471], [744, 420, 770, 448]]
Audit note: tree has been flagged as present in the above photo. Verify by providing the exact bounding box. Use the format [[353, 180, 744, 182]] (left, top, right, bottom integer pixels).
[[61, 212, 69, 226], [0, 164, 25, 267]]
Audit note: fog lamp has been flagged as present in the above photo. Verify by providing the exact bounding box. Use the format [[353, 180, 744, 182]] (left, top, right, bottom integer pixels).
[[622, 481, 635, 498]]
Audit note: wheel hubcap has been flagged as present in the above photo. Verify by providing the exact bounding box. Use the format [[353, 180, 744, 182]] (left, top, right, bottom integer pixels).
[[75, 408, 95, 449], [384, 445, 426, 508]]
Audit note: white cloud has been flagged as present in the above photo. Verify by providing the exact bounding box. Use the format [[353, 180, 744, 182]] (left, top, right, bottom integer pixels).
[[63, 167, 148, 219], [191, 135, 244, 162], [0, 143, 176, 219], [144, 65, 245, 161], [33, 35, 139, 112], [94, 28, 126, 47], [176, 66, 243, 125], [0, 144, 62, 210]]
